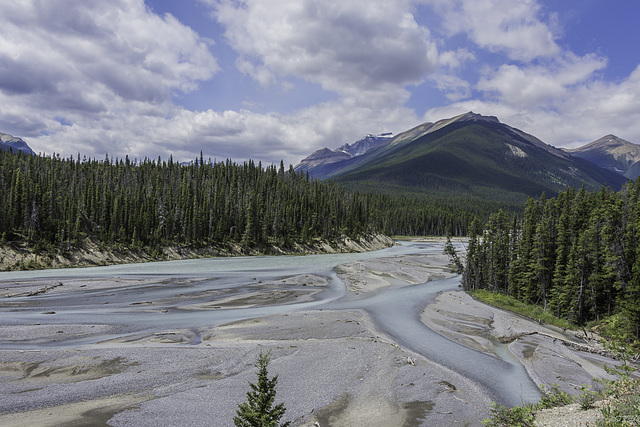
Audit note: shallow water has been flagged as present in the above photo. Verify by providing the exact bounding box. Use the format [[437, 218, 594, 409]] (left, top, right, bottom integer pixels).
[[331, 275, 542, 406], [0, 240, 540, 406]]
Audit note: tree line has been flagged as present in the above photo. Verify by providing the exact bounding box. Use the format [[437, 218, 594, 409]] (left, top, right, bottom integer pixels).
[[0, 150, 477, 256], [463, 181, 640, 340]]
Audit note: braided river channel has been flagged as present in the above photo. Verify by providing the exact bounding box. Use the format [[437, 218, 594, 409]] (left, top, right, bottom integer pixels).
[[0, 240, 542, 408]]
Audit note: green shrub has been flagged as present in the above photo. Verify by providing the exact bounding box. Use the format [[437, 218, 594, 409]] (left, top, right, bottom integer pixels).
[[597, 314, 638, 350], [469, 289, 573, 330], [536, 383, 573, 409], [596, 374, 640, 426], [482, 403, 536, 427], [578, 385, 598, 410]]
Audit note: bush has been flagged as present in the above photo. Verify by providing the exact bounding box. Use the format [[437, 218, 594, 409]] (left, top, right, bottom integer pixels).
[[537, 383, 573, 409], [597, 314, 639, 352], [597, 378, 640, 426], [482, 403, 536, 427], [578, 385, 598, 410], [596, 362, 640, 426], [483, 383, 572, 426]]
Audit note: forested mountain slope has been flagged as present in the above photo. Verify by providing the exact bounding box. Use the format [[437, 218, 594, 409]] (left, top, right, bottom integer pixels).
[[296, 113, 626, 212], [333, 113, 626, 203]]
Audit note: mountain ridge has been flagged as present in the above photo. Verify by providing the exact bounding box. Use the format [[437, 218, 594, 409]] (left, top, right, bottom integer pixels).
[[294, 133, 393, 178], [0, 132, 35, 155], [295, 112, 576, 181], [567, 135, 640, 179], [294, 112, 627, 206]]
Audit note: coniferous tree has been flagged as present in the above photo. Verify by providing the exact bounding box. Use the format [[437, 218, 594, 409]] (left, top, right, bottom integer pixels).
[[463, 219, 483, 291], [444, 236, 464, 274], [0, 148, 516, 266], [234, 352, 291, 427], [549, 189, 573, 317], [462, 181, 640, 341]]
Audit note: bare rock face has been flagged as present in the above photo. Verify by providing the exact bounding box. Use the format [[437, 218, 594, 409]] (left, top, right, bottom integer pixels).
[[294, 133, 392, 178], [336, 133, 393, 157], [0, 132, 35, 155], [567, 134, 640, 179]]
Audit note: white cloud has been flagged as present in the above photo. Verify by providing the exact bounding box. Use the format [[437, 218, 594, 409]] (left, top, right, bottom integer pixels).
[[165, 98, 421, 165], [0, 0, 218, 138], [477, 53, 607, 108], [0, 0, 441, 165], [3, 0, 637, 170], [425, 63, 640, 148], [234, 57, 277, 88], [25, 94, 421, 167], [429, 74, 472, 101], [438, 48, 475, 70], [429, 0, 560, 62], [212, 0, 439, 105], [557, 64, 640, 138], [427, 48, 475, 101]]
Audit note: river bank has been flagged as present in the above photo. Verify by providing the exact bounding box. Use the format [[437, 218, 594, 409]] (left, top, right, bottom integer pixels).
[[0, 233, 394, 271], [0, 239, 622, 426]]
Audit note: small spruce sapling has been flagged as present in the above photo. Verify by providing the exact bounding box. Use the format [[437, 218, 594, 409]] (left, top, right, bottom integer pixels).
[[234, 351, 291, 427]]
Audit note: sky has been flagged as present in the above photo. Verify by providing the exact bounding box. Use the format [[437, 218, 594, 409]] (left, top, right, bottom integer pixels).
[[1, 0, 639, 167]]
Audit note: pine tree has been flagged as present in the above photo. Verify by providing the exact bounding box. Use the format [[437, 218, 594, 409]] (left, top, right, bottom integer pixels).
[[234, 352, 291, 427], [444, 235, 464, 274], [462, 218, 482, 291], [509, 197, 538, 301], [549, 189, 573, 317]]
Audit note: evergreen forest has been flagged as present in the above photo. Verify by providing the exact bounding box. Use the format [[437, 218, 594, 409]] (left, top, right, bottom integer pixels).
[[0, 150, 476, 258], [463, 182, 640, 341]]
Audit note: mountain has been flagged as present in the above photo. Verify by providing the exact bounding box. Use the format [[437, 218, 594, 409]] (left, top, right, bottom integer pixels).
[[294, 133, 392, 177], [566, 135, 640, 180], [295, 112, 627, 206], [338, 133, 393, 156], [0, 132, 35, 155]]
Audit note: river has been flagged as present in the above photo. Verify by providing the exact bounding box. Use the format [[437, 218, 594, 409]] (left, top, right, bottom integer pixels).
[[0, 240, 541, 407]]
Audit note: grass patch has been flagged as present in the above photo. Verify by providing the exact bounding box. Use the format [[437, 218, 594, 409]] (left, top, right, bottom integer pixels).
[[469, 289, 574, 331]]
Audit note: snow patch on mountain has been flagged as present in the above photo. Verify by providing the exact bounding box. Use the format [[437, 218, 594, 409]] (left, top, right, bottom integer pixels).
[[294, 133, 393, 174], [337, 133, 394, 157]]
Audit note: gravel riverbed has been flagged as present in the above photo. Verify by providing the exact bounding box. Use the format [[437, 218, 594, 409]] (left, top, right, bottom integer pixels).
[[0, 240, 623, 426]]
